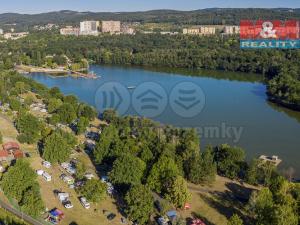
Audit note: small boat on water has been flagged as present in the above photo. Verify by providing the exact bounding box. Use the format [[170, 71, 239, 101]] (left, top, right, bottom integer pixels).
[[127, 86, 136, 90]]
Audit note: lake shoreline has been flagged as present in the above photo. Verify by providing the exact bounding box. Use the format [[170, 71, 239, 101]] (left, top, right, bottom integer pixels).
[[28, 64, 300, 178]]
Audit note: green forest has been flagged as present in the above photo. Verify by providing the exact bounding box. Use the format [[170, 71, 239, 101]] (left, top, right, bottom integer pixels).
[[1, 8, 300, 30]]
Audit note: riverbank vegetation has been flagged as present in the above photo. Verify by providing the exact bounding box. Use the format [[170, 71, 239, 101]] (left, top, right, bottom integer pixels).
[[0, 32, 299, 110]]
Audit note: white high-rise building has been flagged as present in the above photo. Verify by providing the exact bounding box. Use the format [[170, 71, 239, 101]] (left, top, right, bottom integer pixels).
[[0, 29, 3, 35], [80, 21, 99, 36]]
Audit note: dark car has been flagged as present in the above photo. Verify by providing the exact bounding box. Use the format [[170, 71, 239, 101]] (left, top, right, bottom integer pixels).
[[107, 213, 116, 221]]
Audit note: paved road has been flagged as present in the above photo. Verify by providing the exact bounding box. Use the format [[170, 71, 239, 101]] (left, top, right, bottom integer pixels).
[[0, 199, 45, 225]]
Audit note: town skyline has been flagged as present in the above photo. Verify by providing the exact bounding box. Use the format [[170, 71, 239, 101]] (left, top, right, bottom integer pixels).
[[1, 0, 300, 14]]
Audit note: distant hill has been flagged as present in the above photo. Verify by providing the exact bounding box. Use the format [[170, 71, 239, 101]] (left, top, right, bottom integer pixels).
[[0, 8, 300, 30]]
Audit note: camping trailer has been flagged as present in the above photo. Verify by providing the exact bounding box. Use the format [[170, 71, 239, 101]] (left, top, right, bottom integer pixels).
[[42, 172, 52, 182]]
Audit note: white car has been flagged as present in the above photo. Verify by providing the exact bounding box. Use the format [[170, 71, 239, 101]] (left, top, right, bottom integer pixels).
[[36, 170, 44, 176], [63, 200, 73, 209], [79, 197, 90, 209], [42, 161, 51, 168], [61, 162, 71, 169], [84, 173, 95, 180]]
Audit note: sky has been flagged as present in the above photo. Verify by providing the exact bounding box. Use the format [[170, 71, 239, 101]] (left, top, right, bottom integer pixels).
[[0, 0, 300, 14]]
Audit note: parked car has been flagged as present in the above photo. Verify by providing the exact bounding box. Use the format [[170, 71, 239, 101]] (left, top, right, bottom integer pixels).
[[36, 169, 44, 176], [107, 182, 114, 195], [66, 166, 76, 175], [79, 197, 90, 209], [59, 173, 67, 180], [121, 217, 127, 224], [75, 180, 85, 188], [61, 162, 71, 170], [42, 161, 51, 168], [60, 174, 74, 185], [107, 213, 116, 221], [157, 217, 169, 225], [84, 173, 95, 180], [63, 200, 73, 209], [57, 192, 69, 202], [101, 176, 109, 183]]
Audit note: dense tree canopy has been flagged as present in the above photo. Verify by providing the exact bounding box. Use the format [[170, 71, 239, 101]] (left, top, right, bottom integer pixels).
[[109, 153, 146, 186], [213, 144, 246, 179], [79, 179, 107, 203], [125, 184, 154, 225], [42, 130, 77, 163], [1, 160, 44, 217], [16, 112, 43, 144]]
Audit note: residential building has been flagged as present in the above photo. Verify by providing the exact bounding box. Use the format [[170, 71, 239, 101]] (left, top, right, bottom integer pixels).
[[120, 24, 135, 35], [60, 26, 80, 36], [183, 26, 216, 35], [80, 21, 99, 35], [0, 29, 3, 35], [199, 26, 216, 35], [0, 142, 24, 162], [223, 26, 240, 35], [101, 21, 121, 33], [183, 28, 200, 35], [34, 23, 59, 31], [3, 32, 29, 40]]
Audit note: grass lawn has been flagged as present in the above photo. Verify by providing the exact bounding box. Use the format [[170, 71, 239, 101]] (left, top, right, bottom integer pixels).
[[179, 176, 258, 225], [0, 114, 18, 142], [30, 156, 123, 225]]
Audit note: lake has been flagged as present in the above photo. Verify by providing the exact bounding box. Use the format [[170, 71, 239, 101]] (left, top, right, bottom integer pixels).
[[28, 65, 300, 177]]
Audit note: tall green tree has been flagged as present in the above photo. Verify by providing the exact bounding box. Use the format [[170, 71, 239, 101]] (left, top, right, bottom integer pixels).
[[93, 125, 119, 163], [164, 175, 191, 209], [79, 179, 106, 203], [42, 130, 75, 163], [16, 113, 42, 144], [213, 144, 245, 179], [125, 184, 154, 225], [57, 103, 77, 124], [109, 154, 146, 186], [147, 156, 180, 193], [187, 147, 216, 184]]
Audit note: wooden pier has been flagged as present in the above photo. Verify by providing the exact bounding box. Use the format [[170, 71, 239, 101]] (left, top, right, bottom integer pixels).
[[259, 155, 282, 166]]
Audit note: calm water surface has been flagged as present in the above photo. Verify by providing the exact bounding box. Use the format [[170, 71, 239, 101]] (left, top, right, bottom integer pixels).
[[29, 65, 300, 177]]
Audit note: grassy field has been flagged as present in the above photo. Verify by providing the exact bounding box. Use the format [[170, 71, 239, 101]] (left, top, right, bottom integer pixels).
[[30, 157, 123, 225], [181, 177, 258, 225]]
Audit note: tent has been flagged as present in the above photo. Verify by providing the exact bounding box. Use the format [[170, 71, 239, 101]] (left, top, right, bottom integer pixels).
[[166, 210, 177, 221], [49, 208, 64, 223]]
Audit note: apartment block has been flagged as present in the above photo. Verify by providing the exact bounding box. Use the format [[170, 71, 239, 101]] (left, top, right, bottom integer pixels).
[[199, 26, 216, 35], [223, 26, 240, 34], [60, 26, 80, 36], [101, 21, 121, 33], [0, 29, 3, 35], [183, 26, 216, 35], [4, 32, 29, 40], [80, 21, 100, 35]]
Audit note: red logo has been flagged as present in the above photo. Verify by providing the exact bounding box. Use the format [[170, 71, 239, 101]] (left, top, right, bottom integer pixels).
[[240, 20, 299, 40]]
